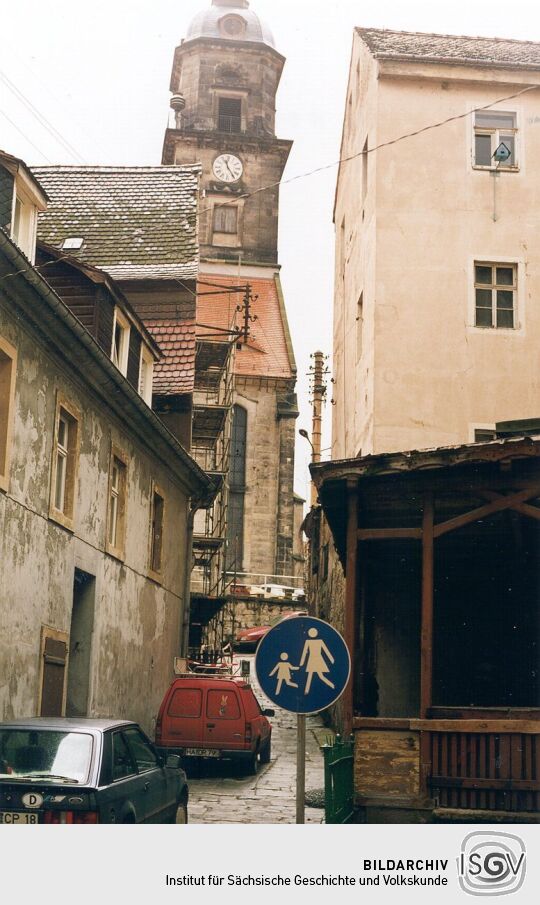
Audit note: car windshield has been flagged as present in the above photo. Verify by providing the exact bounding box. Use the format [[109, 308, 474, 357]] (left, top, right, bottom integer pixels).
[[0, 730, 93, 784]]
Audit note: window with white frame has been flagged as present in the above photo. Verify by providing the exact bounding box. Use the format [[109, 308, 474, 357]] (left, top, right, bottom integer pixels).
[[473, 111, 517, 169], [50, 397, 80, 528], [11, 193, 38, 262], [474, 263, 517, 329], [0, 336, 17, 493], [107, 449, 127, 557], [111, 309, 130, 376], [138, 346, 154, 406]]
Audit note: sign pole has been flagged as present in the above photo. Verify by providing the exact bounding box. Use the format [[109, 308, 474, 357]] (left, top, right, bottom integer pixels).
[[296, 713, 306, 824]]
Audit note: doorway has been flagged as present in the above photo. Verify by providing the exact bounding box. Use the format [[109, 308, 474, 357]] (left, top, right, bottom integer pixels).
[[66, 568, 96, 717]]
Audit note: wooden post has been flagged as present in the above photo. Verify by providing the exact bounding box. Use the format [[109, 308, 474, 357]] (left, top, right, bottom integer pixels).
[[420, 491, 434, 796], [343, 479, 358, 736]]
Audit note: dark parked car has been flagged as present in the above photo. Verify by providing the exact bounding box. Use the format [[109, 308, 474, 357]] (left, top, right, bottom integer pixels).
[[0, 717, 188, 824]]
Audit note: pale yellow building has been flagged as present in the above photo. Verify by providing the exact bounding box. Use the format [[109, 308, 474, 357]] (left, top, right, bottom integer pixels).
[[333, 29, 540, 459]]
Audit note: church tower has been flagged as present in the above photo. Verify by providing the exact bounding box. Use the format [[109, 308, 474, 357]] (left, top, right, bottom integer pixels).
[[162, 1, 300, 591], [162, 0, 292, 266]]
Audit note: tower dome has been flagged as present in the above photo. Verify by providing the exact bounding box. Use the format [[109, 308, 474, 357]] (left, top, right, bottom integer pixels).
[[185, 0, 275, 49]]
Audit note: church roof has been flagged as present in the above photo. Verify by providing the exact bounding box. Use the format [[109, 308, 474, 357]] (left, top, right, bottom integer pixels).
[[357, 27, 540, 71], [186, 1, 275, 49], [196, 273, 296, 380], [31, 165, 201, 281]]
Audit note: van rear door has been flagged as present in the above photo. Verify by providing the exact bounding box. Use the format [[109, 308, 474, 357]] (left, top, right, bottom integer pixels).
[[164, 684, 204, 748], [204, 687, 244, 751]]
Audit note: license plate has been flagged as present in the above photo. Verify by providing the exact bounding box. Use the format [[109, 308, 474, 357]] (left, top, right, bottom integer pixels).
[[0, 811, 39, 824], [184, 748, 220, 758]]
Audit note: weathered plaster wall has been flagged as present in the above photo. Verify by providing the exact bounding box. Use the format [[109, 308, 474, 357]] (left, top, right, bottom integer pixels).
[[0, 303, 191, 734]]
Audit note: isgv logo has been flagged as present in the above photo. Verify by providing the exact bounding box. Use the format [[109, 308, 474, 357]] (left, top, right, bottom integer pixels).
[[458, 832, 526, 896]]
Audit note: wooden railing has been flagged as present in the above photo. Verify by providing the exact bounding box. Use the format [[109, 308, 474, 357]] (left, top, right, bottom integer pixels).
[[352, 717, 540, 813], [427, 724, 539, 812]]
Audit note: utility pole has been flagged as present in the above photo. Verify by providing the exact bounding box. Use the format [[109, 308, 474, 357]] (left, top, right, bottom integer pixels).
[[309, 350, 326, 506], [237, 284, 258, 343]]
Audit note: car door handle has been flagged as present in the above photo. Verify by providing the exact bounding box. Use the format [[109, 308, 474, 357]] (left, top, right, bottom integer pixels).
[[144, 782, 150, 792], [207, 723, 216, 728]]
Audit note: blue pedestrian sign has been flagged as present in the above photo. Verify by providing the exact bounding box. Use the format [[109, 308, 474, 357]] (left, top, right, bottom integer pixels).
[[255, 616, 351, 714]]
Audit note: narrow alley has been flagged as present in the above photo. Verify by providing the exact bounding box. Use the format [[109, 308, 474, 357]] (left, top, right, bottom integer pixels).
[[188, 657, 327, 825]]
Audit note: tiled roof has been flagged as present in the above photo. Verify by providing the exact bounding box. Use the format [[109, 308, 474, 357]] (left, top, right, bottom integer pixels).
[[31, 165, 200, 280], [145, 319, 196, 395], [357, 27, 540, 71], [196, 274, 295, 379]]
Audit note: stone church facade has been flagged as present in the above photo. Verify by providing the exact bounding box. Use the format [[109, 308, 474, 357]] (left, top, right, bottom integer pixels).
[[163, 0, 299, 586]]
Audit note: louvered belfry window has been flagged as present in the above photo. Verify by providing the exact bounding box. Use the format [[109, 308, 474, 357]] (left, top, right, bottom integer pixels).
[[218, 97, 242, 133]]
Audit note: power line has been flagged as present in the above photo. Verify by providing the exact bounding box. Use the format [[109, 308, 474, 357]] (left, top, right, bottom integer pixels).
[[196, 84, 538, 218], [0, 69, 86, 164], [0, 108, 53, 163], [2, 86, 537, 288]]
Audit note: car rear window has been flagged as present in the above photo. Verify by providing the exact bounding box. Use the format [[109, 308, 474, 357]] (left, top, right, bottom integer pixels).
[[206, 690, 241, 720], [168, 688, 202, 718], [0, 730, 93, 784]]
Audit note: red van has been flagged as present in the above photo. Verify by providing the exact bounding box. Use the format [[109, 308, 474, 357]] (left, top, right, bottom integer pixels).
[[155, 676, 274, 774]]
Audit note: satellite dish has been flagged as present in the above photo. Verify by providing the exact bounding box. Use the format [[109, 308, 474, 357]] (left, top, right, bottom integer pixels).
[[493, 142, 511, 163]]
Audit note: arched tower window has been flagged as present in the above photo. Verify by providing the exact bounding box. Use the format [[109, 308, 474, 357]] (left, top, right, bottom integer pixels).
[[226, 405, 247, 570]]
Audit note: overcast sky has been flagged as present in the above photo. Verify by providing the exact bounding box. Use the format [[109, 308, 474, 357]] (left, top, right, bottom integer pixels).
[[1, 0, 539, 499]]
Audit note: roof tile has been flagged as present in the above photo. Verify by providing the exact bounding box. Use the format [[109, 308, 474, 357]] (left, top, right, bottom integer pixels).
[[31, 165, 200, 281], [357, 27, 540, 70], [196, 274, 294, 379], [146, 319, 196, 395]]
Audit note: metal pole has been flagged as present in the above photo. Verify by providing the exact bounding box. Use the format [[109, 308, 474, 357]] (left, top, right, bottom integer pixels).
[[296, 713, 306, 824]]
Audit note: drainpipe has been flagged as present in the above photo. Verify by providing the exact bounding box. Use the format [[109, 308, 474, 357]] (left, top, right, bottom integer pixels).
[[180, 504, 197, 658]]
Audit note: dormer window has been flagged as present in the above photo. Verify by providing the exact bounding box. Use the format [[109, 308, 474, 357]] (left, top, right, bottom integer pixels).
[[111, 308, 130, 376], [11, 192, 37, 263], [139, 345, 154, 405]]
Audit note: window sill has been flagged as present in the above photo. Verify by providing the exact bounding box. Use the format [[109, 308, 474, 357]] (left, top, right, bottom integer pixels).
[[471, 324, 519, 333], [147, 568, 163, 586], [472, 165, 519, 173], [106, 544, 126, 563], [212, 233, 241, 248], [48, 508, 75, 533]]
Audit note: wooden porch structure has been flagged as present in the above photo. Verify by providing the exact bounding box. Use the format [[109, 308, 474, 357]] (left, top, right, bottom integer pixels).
[[312, 437, 540, 821]]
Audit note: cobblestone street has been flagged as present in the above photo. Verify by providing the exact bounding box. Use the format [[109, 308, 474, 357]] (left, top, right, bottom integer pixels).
[[188, 656, 327, 824]]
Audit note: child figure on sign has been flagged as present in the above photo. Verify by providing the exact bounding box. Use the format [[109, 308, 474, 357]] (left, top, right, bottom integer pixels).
[[269, 653, 299, 695]]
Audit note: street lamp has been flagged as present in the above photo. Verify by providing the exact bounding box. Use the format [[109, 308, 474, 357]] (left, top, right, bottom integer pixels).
[[299, 428, 314, 454]]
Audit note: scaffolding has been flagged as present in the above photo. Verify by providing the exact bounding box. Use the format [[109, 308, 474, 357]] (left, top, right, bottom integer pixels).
[[190, 335, 235, 599]]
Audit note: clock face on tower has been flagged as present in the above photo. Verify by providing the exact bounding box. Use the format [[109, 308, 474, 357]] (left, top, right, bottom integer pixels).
[[213, 154, 243, 183]]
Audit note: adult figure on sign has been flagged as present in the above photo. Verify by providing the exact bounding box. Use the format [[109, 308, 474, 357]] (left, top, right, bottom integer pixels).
[[299, 627, 335, 694]]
